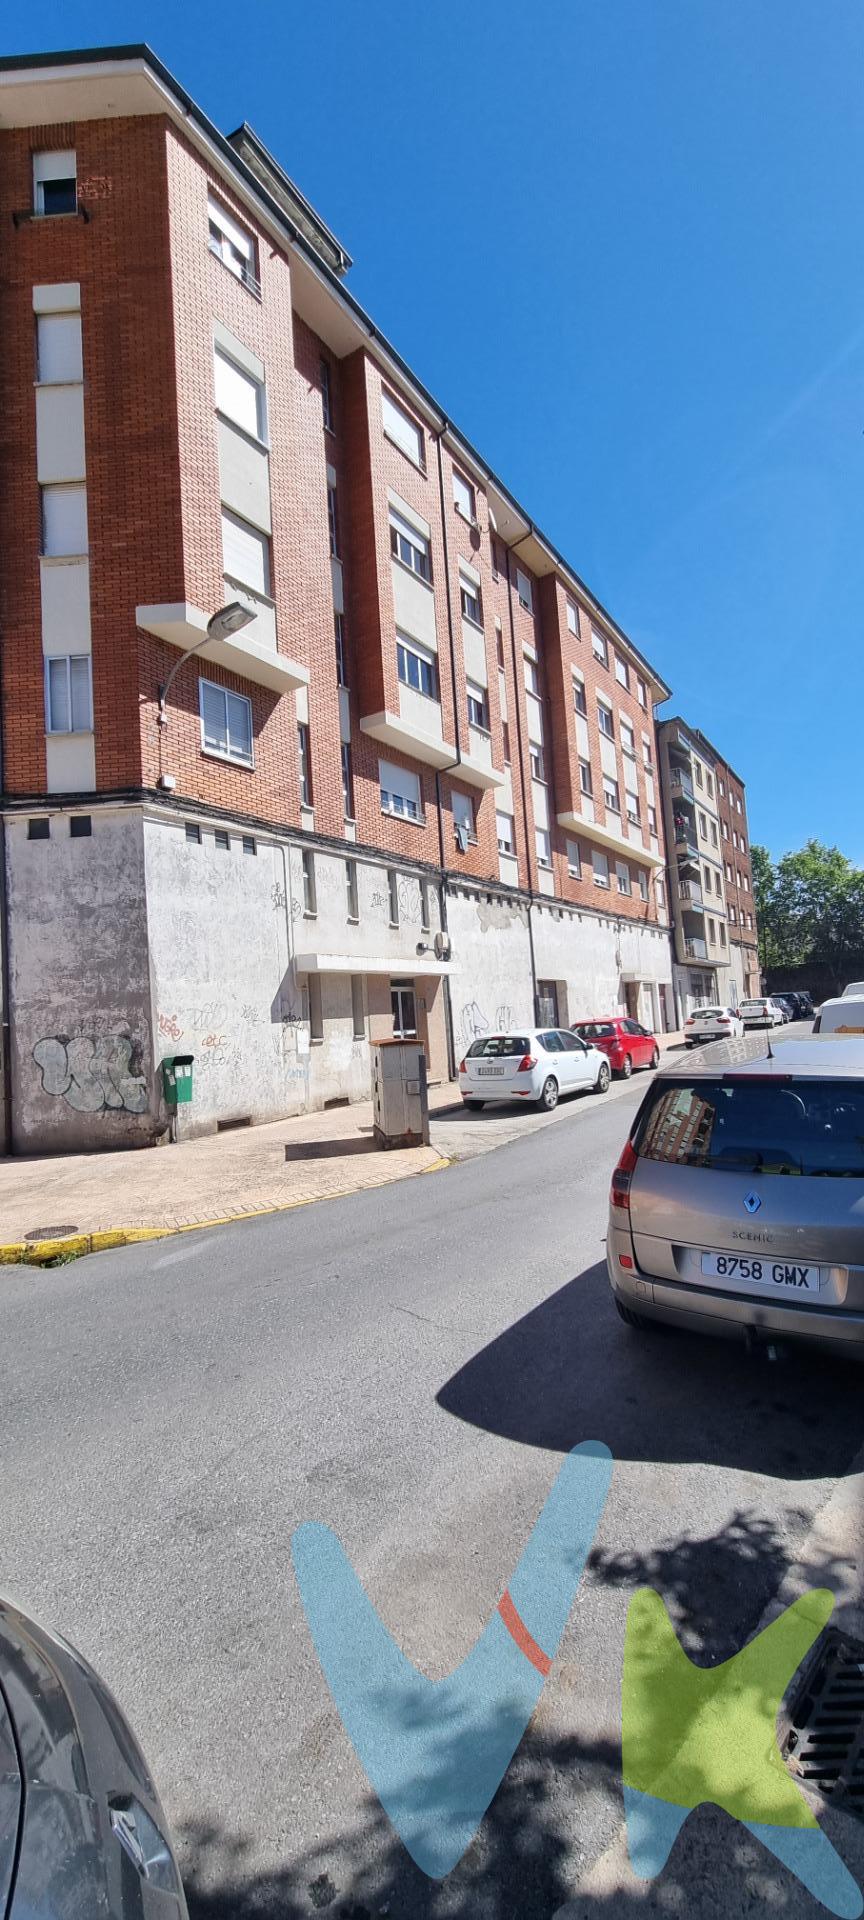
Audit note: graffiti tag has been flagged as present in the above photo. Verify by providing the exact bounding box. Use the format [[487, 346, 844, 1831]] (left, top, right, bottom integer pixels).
[[33, 1034, 147, 1115]]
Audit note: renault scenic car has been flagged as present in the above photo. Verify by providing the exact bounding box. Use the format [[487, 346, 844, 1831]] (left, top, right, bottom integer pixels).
[[606, 1036, 864, 1352]]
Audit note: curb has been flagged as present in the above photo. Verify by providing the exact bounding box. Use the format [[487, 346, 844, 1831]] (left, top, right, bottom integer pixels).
[[0, 1150, 453, 1267]]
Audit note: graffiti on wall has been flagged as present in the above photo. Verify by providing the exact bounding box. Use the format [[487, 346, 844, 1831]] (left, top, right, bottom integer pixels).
[[457, 1001, 490, 1053], [33, 1033, 148, 1114]]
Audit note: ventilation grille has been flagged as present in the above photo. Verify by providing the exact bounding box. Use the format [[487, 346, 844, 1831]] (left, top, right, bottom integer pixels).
[[783, 1629, 864, 1816]]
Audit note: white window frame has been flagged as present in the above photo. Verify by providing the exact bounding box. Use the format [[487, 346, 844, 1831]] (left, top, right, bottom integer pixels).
[[515, 568, 533, 613], [523, 654, 539, 696], [214, 345, 267, 442], [636, 675, 647, 707], [496, 811, 515, 856], [593, 849, 610, 888], [603, 777, 621, 815], [597, 700, 615, 740], [620, 720, 636, 758], [298, 723, 312, 807], [466, 681, 489, 731], [389, 507, 431, 582], [41, 484, 88, 558], [579, 758, 593, 797], [566, 599, 579, 636], [591, 628, 608, 666], [346, 858, 359, 921], [221, 508, 271, 597], [341, 740, 353, 819], [459, 573, 483, 627], [572, 674, 587, 716], [199, 677, 254, 768], [452, 468, 475, 520], [37, 311, 82, 384], [208, 195, 259, 293], [45, 654, 92, 734], [379, 758, 422, 822], [530, 741, 546, 783], [320, 357, 333, 431], [535, 827, 552, 869], [33, 149, 77, 215], [302, 850, 317, 916], [626, 793, 640, 827], [638, 869, 649, 902], [452, 789, 476, 842], [566, 837, 581, 878], [396, 633, 437, 700], [616, 861, 632, 895], [614, 654, 629, 689], [381, 388, 425, 469]]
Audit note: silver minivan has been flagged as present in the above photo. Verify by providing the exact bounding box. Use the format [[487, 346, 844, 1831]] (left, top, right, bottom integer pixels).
[[606, 1035, 864, 1352]]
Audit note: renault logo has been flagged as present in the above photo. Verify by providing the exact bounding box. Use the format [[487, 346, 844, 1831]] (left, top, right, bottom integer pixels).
[[743, 1192, 762, 1215]]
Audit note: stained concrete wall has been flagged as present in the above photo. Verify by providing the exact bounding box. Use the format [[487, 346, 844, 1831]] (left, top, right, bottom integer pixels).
[[445, 886, 534, 1056], [7, 808, 159, 1152]]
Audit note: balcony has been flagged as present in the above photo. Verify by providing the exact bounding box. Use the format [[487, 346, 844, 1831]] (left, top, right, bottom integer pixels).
[[670, 768, 695, 803], [459, 726, 506, 792], [557, 809, 664, 870], [361, 708, 457, 772], [674, 820, 700, 861], [684, 936, 708, 960], [135, 599, 308, 695], [678, 881, 704, 910]]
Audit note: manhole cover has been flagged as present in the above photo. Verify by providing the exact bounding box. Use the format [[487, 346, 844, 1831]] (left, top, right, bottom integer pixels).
[[782, 1628, 864, 1817], [24, 1225, 79, 1241]]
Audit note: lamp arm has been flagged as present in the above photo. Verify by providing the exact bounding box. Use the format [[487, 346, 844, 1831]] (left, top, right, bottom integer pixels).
[[158, 634, 211, 725]]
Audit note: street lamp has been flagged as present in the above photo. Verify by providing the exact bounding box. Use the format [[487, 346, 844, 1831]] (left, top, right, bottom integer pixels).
[[157, 599, 255, 729]]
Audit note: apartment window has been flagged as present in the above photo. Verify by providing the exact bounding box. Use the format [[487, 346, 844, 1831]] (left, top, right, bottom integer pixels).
[[199, 678, 253, 767], [341, 741, 354, 818], [502, 721, 511, 764], [708, 916, 716, 944], [381, 388, 425, 467], [566, 600, 580, 637], [379, 758, 421, 821], [327, 483, 339, 558], [710, 820, 718, 847], [530, 742, 546, 782], [593, 849, 610, 888], [242, 835, 257, 856], [638, 869, 649, 902], [703, 865, 712, 893], [695, 761, 703, 787], [70, 814, 91, 838], [729, 904, 737, 924], [335, 613, 347, 685], [320, 358, 333, 431], [616, 861, 632, 895], [718, 777, 725, 797], [346, 858, 359, 921], [579, 759, 593, 797], [698, 810, 707, 839], [308, 973, 324, 1040], [597, 702, 615, 740], [726, 861, 734, 882], [523, 654, 539, 696], [614, 654, 629, 690], [453, 469, 475, 519], [351, 976, 365, 1039], [535, 827, 552, 868], [715, 870, 722, 895], [603, 777, 620, 815], [722, 819, 729, 840], [572, 676, 587, 716], [566, 838, 581, 878], [397, 634, 436, 699], [647, 804, 658, 835], [656, 876, 665, 912], [626, 793, 640, 827], [636, 675, 647, 707], [208, 195, 258, 292], [495, 631, 505, 670], [466, 682, 489, 731], [215, 829, 230, 850], [742, 872, 750, 892], [185, 822, 201, 844], [591, 628, 608, 666], [736, 796, 743, 813], [298, 724, 312, 806], [214, 347, 266, 441], [45, 655, 92, 734], [301, 850, 317, 915], [706, 771, 714, 798], [621, 720, 635, 757], [389, 507, 431, 581], [420, 880, 431, 931], [719, 922, 727, 947], [28, 818, 50, 841], [388, 869, 400, 925], [515, 568, 533, 612], [747, 913, 754, 930], [460, 573, 483, 627], [37, 311, 82, 384], [42, 484, 87, 557], [642, 736, 653, 769], [33, 149, 76, 216], [453, 789, 475, 843], [221, 508, 270, 596], [496, 811, 515, 856]]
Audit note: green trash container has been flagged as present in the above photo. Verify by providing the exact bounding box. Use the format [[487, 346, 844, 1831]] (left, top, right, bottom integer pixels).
[[162, 1054, 195, 1106]]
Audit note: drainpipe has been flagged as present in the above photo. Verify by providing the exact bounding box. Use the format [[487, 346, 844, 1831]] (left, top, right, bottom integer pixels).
[[503, 544, 539, 1023], [431, 424, 464, 1079], [0, 649, 12, 1154]]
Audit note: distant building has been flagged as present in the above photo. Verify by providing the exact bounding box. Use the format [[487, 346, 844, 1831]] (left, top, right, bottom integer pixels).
[[657, 717, 759, 1017]]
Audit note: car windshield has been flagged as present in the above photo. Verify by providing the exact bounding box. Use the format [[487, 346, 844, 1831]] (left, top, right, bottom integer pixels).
[[634, 1077, 864, 1177], [466, 1036, 529, 1057], [577, 1023, 615, 1038]]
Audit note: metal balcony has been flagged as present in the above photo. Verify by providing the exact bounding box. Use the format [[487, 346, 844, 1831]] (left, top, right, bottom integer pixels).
[[678, 883, 704, 911], [684, 936, 708, 960], [670, 768, 695, 802]]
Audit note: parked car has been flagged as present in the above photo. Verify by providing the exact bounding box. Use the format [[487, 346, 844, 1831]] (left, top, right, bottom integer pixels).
[[571, 1016, 660, 1079], [684, 1006, 744, 1047], [813, 994, 864, 1036], [842, 981, 864, 998], [0, 1592, 188, 1917], [459, 1027, 610, 1111], [606, 1036, 864, 1353], [739, 996, 785, 1029], [772, 994, 797, 1023], [795, 991, 815, 1018]]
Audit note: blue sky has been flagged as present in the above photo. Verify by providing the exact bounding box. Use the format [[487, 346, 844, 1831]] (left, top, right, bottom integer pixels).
[[9, 2, 864, 862]]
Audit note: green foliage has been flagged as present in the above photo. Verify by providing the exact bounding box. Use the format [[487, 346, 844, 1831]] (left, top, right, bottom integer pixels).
[[752, 839, 864, 979]]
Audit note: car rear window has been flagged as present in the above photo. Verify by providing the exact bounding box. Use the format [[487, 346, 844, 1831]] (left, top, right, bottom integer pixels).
[[692, 1007, 723, 1016], [633, 1078, 864, 1178], [576, 1023, 616, 1039], [740, 1001, 765, 1011], [466, 1036, 530, 1058]]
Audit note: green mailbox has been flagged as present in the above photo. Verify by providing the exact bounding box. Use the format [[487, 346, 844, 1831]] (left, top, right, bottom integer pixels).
[[162, 1054, 195, 1106]]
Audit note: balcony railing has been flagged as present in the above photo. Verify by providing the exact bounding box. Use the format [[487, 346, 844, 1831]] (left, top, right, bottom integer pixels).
[[679, 884, 704, 910], [670, 769, 695, 802], [684, 936, 708, 960], [675, 825, 700, 858]]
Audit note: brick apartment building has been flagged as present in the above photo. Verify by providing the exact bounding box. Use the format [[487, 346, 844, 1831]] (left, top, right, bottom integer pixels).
[[657, 717, 759, 1017], [0, 45, 681, 1150]]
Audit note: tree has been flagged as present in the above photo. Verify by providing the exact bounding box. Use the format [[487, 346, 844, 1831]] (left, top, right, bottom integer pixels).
[[751, 839, 864, 985]]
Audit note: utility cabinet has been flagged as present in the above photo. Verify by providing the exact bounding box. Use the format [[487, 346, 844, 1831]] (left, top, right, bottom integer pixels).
[[371, 1040, 430, 1148]]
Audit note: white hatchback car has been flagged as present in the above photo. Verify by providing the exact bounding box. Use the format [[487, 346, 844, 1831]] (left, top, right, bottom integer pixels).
[[459, 1028, 610, 1111], [740, 996, 785, 1029], [684, 1006, 744, 1047]]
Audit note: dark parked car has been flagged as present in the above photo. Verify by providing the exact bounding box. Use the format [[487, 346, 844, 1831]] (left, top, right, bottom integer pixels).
[[571, 1016, 660, 1079], [0, 1593, 188, 1916], [772, 994, 798, 1023]]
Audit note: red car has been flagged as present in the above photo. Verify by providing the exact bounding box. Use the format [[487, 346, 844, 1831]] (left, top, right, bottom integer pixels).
[[571, 1016, 660, 1079]]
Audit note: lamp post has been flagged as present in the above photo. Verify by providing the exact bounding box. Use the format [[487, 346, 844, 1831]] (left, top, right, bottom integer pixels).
[[157, 599, 255, 730]]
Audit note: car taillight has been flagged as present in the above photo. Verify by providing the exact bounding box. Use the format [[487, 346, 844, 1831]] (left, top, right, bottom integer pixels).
[[458, 1058, 467, 1074], [611, 1138, 638, 1210], [517, 1054, 537, 1072], [718, 1017, 730, 1025]]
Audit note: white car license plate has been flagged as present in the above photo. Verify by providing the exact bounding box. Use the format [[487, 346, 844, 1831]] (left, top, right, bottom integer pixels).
[[700, 1252, 822, 1293], [476, 1065, 505, 1077]]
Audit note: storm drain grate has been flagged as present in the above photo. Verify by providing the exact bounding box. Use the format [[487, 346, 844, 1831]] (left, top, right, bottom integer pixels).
[[782, 1629, 864, 1817]]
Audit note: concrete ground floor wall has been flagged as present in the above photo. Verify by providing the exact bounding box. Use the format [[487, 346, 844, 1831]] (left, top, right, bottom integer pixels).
[[2, 799, 676, 1151]]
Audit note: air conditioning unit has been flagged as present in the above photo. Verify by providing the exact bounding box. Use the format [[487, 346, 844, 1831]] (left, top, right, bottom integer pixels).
[[433, 929, 451, 961]]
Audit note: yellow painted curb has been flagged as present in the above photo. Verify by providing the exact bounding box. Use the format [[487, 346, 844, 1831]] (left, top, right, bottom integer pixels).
[[0, 1150, 453, 1266]]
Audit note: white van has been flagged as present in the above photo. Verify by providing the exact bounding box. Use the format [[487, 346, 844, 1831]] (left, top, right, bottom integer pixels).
[[813, 994, 864, 1035], [842, 981, 864, 998]]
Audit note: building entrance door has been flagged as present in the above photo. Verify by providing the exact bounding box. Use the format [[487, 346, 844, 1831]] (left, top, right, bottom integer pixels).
[[391, 979, 417, 1038], [536, 980, 559, 1026]]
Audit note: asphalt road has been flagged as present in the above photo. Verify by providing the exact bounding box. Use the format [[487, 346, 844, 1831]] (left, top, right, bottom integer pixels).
[[2, 1053, 863, 1919]]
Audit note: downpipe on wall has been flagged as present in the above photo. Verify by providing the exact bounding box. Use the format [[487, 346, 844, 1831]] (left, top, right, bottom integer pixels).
[[0, 655, 13, 1153]]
